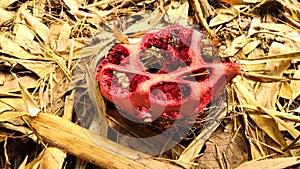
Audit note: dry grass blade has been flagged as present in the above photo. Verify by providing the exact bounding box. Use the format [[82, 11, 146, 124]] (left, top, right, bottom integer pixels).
[[0, 111, 28, 122], [236, 156, 300, 169], [1, 57, 53, 78], [13, 74, 40, 117], [24, 113, 181, 169], [241, 105, 300, 143], [113, 23, 129, 44], [233, 77, 287, 148], [238, 50, 300, 64], [241, 72, 300, 82], [0, 35, 43, 60], [44, 50, 72, 81], [21, 10, 50, 44], [176, 110, 226, 168], [24, 149, 45, 169], [56, 23, 72, 52], [0, 74, 39, 93]]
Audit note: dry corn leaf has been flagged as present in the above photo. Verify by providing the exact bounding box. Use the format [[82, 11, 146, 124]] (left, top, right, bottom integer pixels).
[[0, 0, 18, 8], [56, 23, 72, 52], [209, 9, 238, 27], [240, 105, 300, 144], [290, 69, 300, 100], [49, 23, 64, 50], [279, 82, 293, 100], [18, 155, 28, 169], [83, 65, 108, 136], [0, 8, 13, 24], [190, 0, 215, 38], [259, 107, 300, 139], [247, 17, 261, 37], [254, 23, 295, 33], [242, 40, 260, 55], [14, 22, 34, 41], [88, 9, 112, 19], [84, 0, 109, 9], [0, 98, 27, 113], [63, 90, 74, 120], [0, 123, 35, 139], [266, 42, 292, 76], [18, 60, 52, 78], [233, 77, 287, 149], [14, 74, 41, 117], [1, 57, 53, 78], [167, 0, 189, 20], [0, 99, 14, 113], [24, 113, 181, 169], [277, 0, 300, 22], [15, 24, 42, 54], [256, 42, 291, 109], [0, 92, 21, 97], [239, 51, 300, 64], [0, 111, 28, 122], [241, 73, 295, 83], [266, 109, 300, 123], [248, 139, 263, 159], [113, 23, 129, 44], [72, 10, 98, 18], [62, 0, 80, 13], [39, 147, 66, 169], [248, 47, 265, 59], [248, 113, 287, 149], [44, 50, 71, 81], [0, 34, 42, 60], [0, 74, 39, 93], [123, 13, 160, 35], [236, 156, 300, 169], [227, 34, 250, 56], [71, 37, 113, 59], [21, 10, 50, 44], [256, 82, 279, 109]]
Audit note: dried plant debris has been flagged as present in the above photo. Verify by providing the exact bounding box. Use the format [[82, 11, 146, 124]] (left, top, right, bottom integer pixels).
[[0, 0, 300, 168]]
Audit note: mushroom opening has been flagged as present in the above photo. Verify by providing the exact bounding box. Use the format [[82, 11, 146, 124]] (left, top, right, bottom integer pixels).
[[149, 82, 191, 104]]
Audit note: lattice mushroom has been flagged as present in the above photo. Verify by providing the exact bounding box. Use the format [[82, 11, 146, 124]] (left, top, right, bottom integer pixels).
[[95, 25, 240, 122]]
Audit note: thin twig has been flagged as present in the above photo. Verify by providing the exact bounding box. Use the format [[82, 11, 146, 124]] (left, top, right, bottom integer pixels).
[[181, 70, 210, 78], [215, 144, 225, 169], [190, 0, 215, 39], [231, 124, 241, 143]]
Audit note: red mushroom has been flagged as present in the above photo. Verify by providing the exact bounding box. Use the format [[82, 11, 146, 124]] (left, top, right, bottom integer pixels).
[[95, 25, 240, 122]]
